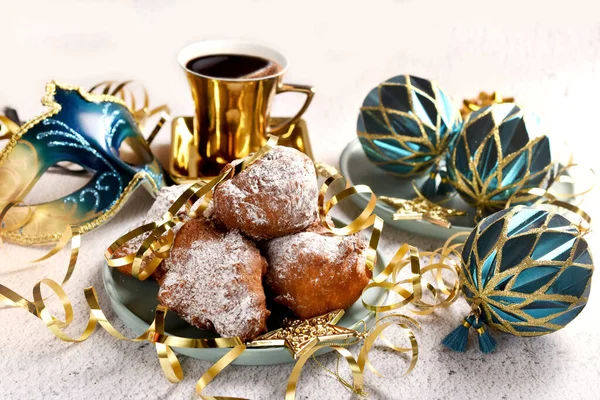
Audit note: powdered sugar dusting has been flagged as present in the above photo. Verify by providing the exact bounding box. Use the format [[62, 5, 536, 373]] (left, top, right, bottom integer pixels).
[[213, 146, 318, 239], [264, 230, 369, 318], [147, 184, 191, 219], [158, 221, 269, 340], [113, 184, 191, 269], [266, 231, 367, 281]]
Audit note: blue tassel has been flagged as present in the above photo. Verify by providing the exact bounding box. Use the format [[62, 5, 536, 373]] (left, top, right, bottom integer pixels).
[[442, 316, 474, 352], [474, 320, 497, 353]]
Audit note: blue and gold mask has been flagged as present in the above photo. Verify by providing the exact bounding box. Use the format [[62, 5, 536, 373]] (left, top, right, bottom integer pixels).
[[0, 81, 165, 244]]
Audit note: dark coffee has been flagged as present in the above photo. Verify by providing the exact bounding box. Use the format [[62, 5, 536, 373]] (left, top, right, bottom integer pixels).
[[186, 54, 282, 79]]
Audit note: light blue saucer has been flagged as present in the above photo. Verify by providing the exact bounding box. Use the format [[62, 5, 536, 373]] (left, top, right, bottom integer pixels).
[[103, 239, 386, 365], [339, 138, 575, 241], [339, 138, 473, 240]]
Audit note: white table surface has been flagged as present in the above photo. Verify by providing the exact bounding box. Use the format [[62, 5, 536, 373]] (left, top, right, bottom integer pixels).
[[2, 1, 600, 399]]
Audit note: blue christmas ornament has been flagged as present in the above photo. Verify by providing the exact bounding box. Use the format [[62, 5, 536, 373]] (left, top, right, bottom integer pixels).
[[419, 163, 455, 201], [443, 206, 594, 352], [357, 75, 462, 177], [446, 104, 552, 213]]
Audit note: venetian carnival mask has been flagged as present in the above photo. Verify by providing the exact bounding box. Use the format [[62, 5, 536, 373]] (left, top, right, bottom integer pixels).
[[0, 81, 165, 244]]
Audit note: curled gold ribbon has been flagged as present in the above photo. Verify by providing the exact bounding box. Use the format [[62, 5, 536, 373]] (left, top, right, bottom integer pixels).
[[195, 344, 248, 399], [317, 173, 462, 317], [507, 187, 592, 235], [0, 115, 20, 141], [286, 313, 421, 397], [2, 135, 467, 399], [89, 81, 171, 145], [286, 345, 365, 400], [0, 138, 266, 394], [357, 315, 419, 377]]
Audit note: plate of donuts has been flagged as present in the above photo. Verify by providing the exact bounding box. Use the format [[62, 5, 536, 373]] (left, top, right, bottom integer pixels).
[[103, 145, 387, 365]]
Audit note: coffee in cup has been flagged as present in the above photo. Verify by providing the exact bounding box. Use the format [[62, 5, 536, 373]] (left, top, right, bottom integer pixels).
[[175, 40, 314, 178], [185, 54, 283, 80]]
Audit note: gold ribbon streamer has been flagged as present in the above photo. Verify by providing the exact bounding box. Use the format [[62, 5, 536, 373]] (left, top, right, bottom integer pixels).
[[357, 315, 419, 376], [0, 115, 20, 141], [317, 173, 462, 317], [0, 203, 79, 307], [286, 345, 365, 400], [285, 314, 420, 398], [89, 81, 171, 144], [195, 344, 248, 400], [1, 135, 466, 399], [507, 187, 592, 234], [0, 138, 270, 393]]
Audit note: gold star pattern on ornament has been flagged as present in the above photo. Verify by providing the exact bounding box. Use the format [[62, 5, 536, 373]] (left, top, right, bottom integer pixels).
[[380, 195, 466, 229], [248, 310, 363, 359], [461, 91, 515, 118]]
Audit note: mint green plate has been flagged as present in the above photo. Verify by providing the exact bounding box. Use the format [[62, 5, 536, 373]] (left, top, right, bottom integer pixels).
[[103, 237, 386, 365], [340, 138, 576, 241]]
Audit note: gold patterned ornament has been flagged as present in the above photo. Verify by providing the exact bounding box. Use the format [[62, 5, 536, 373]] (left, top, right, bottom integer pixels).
[[357, 75, 463, 177], [442, 205, 594, 354], [446, 103, 552, 215], [249, 310, 365, 359]]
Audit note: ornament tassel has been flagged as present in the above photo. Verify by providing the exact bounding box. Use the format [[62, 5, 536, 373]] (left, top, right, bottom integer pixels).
[[474, 321, 496, 353], [442, 316, 474, 352]]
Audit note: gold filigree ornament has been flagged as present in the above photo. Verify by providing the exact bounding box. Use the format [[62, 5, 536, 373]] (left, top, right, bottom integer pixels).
[[357, 74, 463, 177], [380, 184, 466, 228], [1, 135, 465, 399], [446, 104, 553, 216], [249, 310, 365, 359]]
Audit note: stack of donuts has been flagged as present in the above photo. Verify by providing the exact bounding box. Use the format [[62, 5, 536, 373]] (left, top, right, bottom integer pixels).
[[114, 146, 370, 341]]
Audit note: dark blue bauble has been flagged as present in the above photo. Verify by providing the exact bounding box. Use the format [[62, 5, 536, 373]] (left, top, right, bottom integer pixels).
[[446, 104, 552, 212], [357, 75, 462, 177], [460, 206, 593, 336]]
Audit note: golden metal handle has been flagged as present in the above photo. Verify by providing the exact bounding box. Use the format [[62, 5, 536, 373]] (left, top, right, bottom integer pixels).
[[267, 83, 315, 135]]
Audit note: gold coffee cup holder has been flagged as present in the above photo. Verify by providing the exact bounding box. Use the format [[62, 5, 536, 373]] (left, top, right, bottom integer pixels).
[[169, 116, 314, 183]]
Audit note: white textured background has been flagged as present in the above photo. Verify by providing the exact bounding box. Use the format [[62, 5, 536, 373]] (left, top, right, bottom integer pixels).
[[2, 0, 600, 399]]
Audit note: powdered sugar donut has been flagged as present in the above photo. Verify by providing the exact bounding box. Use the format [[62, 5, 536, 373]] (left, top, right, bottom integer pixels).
[[212, 146, 318, 240], [264, 230, 370, 319], [157, 218, 270, 341]]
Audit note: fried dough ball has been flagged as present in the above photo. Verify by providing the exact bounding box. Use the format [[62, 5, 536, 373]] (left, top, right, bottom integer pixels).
[[264, 230, 370, 319], [157, 218, 269, 341], [212, 146, 318, 240]]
